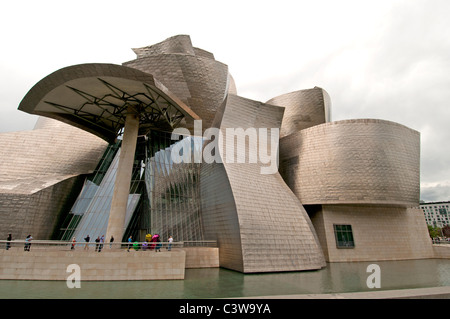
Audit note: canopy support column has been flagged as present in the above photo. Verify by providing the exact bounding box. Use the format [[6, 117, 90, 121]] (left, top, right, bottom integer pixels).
[[105, 106, 139, 242]]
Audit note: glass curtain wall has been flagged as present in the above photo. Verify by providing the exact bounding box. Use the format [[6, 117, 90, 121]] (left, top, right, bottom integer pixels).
[[58, 142, 120, 240], [60, 142, 141, 242], [60, 130, 205, 243], [70, 147, 141, 242], [145, 133, 204, 242]]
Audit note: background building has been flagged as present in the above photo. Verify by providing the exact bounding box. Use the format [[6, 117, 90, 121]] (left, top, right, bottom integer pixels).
[[420, 201, 450, 228]]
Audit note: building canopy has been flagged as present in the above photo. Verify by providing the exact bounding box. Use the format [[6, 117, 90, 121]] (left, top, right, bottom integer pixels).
[[18, 63, 200, 142]]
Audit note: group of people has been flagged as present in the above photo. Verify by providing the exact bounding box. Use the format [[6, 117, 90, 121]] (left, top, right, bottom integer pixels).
[[127, 234, 173, 252], [4, 234, 33, 251], [75, 234, 174, 252], [72, 234, 115, 252], [432, 236, 450, 244], [5, 233, 174, 252]]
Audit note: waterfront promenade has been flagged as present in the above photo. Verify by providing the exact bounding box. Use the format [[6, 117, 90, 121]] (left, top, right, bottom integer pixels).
[[245, 286, 450, 299], [0, 239, 449, 299], [0, 240, 219, 280]]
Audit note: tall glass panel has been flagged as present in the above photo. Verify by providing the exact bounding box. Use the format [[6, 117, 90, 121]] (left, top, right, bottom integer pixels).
[[59, 142, 120, 240], [63, 131, 205, 243], [71, 148, 140, 242], [145, 134, 204, 242]]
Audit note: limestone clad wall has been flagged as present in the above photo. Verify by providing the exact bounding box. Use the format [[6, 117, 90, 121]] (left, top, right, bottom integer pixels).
[[309, 205, 434, 262], [182, 247, 220, 268], [0, 249, 186, 280], [433, 245, 450, 259]]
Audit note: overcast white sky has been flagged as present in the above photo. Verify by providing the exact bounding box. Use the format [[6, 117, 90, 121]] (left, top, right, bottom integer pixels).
[[1, 0, 449, 202]]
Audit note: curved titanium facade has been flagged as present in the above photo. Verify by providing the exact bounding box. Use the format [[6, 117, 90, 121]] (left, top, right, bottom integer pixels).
[[0, 118, 107, 239], [279, 119, 420, 206], [200, 94, 326, 273], [266, 87, 331, 137], [123, 35, 233, 131]]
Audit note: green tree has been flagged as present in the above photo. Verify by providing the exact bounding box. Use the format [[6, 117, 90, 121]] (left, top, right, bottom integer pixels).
[[442, 225, 450, 237], [427, 225, 441, 238]]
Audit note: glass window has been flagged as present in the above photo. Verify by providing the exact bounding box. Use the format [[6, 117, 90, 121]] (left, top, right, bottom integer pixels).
[[333, 224, 355, 248]]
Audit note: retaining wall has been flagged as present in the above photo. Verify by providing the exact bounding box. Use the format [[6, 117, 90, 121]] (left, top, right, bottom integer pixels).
[[433, 244, 450, 259], [0, 247, 219, 281]]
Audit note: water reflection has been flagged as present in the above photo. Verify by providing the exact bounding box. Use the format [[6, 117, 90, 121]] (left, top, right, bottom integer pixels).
[[1, 259, 449, 299]]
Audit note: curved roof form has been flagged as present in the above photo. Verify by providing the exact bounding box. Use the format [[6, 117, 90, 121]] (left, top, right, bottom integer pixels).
[[18, 63, 200, 142], [279, 119, 420, 207], [266, 87, 331, 137], [123, 35, 232, 131]]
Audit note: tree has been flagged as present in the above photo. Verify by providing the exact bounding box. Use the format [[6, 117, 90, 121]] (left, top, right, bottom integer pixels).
[[427, 225, 441, 238], [442, 225, 450, 237]]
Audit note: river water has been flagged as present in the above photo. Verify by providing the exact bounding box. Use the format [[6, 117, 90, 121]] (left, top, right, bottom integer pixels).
[[1, 259, 449, 299]]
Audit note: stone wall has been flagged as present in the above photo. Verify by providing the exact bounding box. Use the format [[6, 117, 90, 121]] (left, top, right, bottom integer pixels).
[[0, 249, 185, 281], [433, 245, 450, 259], [310, 205, 434, 262], [0, 246, 221, 280], [183, 247, 220, 268]]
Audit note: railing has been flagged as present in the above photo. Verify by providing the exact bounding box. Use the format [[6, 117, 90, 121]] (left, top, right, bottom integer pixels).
[[432, 238, 450, 245], [181, 240, 217, 247], [0, 240, 217, 252]]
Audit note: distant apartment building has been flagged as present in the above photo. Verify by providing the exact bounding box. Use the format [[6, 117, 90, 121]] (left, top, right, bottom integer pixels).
[[420, 201, 450, 228]]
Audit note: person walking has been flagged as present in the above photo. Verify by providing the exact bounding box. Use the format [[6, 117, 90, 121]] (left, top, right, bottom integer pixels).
[[127, 236, 132, 252], [168, 235, 173, 251], [155, 236, 162, 252], [95, 236, 100, 252], [109, 235, 114, 249], [6, 234, 12, 250], [84, 235, 90, 250], [24, 235, 32, 251], [98, 235, 104, 252]]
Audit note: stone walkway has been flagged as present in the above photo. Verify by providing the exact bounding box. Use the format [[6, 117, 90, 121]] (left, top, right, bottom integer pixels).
[[239, 286, 450, 299]]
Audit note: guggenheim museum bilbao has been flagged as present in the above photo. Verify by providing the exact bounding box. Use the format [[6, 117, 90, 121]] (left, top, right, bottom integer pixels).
[[0, 35, 433, 273]]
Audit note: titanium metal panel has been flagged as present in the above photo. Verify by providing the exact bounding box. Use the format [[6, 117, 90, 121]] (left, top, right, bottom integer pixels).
[[123, 35, 232, 132], [200, 94, 326, 273], [0, 118, 107, 239], [279, 119, 420, 206], [266, 86, 331, 137]]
